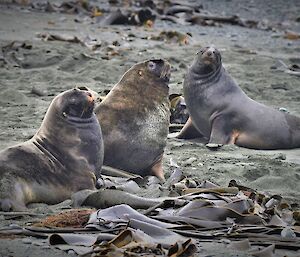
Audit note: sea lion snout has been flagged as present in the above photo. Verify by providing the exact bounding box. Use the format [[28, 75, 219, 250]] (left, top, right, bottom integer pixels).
[[147, 59, 171, 82], [75, 86, 98, 102], [201, 47, 218, 64], [74, 86, 97, 106], [84, 91, 94, 104], [161, 62, 171, 82]]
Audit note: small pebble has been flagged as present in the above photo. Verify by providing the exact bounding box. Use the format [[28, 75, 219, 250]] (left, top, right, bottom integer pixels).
[[273, 153, 286, 160], [271, 84, 288, 90], [171, 141, 184, 147], [9, 224, 21, 229], [22, 238, 32, 244], [31, 86, 46, 97], [206, 143, 222, 150], [281, 227, 296, 239], [279, 107, 289, 113], [32, 240, 45, 246], [182, 157, 197, 166], [68, 250, 76, 255]]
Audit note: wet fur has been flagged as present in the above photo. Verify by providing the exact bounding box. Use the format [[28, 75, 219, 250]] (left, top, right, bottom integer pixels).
[[95, 60, 170, 176], [181, 47, 300, 150], [0, 89, 104, 211]]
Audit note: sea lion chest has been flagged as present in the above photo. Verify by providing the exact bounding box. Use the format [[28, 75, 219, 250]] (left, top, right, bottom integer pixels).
[[183, 73, 218, 137], [98, 99, 169, 174]]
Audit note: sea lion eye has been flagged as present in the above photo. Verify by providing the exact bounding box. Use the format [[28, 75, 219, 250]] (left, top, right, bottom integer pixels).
[[148, 61, 156, 70]]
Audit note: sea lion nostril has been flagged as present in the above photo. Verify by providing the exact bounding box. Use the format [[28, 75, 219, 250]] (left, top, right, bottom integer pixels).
[[207, 52, 212, 56], [87, 93, 94, 102]]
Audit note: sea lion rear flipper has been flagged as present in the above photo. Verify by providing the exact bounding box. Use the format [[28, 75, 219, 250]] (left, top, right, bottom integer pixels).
[[150, 159, 165, 182], [176, 117, 204, 139]]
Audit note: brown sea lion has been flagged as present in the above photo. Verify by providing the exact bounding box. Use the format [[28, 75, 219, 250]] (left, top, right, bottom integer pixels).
[[0, 87, 104, 211], [177, 46, 300, 149], [95, 59, 171, 180]]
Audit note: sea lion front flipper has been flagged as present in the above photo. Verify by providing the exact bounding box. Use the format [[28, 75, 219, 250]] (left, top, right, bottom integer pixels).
[[208, 116, 233, 146], [150, 158, 165, 182], [176, 117, 204, 139], [0, 198, 27, 212]]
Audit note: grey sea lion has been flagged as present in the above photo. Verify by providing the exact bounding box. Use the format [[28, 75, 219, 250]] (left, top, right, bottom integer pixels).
[[95, 59, 171, 180], [0, 87, 104, 211], [177, 46, 300, 149]]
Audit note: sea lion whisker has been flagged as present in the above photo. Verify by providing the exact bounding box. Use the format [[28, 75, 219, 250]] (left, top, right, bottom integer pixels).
[[80, 107, 86, 118], [160, 65, 168, 78], [160, 64, 169, 79]]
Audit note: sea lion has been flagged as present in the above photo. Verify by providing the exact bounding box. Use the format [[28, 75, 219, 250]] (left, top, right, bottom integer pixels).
[[177, 46, 300, 149], [0, 87, 103, 211], [95, 59, 171, 180]]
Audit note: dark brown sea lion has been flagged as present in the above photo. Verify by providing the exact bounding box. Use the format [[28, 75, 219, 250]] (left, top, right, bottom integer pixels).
[[95, 59, 171, 180], [178, 46, 300, 149], [0, 87, 104, 211]]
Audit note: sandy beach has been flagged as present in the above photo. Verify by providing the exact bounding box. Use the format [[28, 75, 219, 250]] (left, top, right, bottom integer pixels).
[[0, 0, 299, 256]]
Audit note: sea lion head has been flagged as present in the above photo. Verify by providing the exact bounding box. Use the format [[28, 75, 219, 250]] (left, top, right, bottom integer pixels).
[[37, 86, 99, 144], [144, 59, 171, 84], [55, 86, 96, 122], [193, 46, 222, 76], [121, 59, 171, 90]]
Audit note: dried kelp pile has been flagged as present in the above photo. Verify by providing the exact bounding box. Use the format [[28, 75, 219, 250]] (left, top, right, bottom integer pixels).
[[1, 167, 299, 256], [3, 0, 283, 30]]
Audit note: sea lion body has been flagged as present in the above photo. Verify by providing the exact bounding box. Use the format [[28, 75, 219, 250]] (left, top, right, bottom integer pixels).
[[178, 46, 300, 149], [0, 87, 104, 211], [95, 59, 171, 180]]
